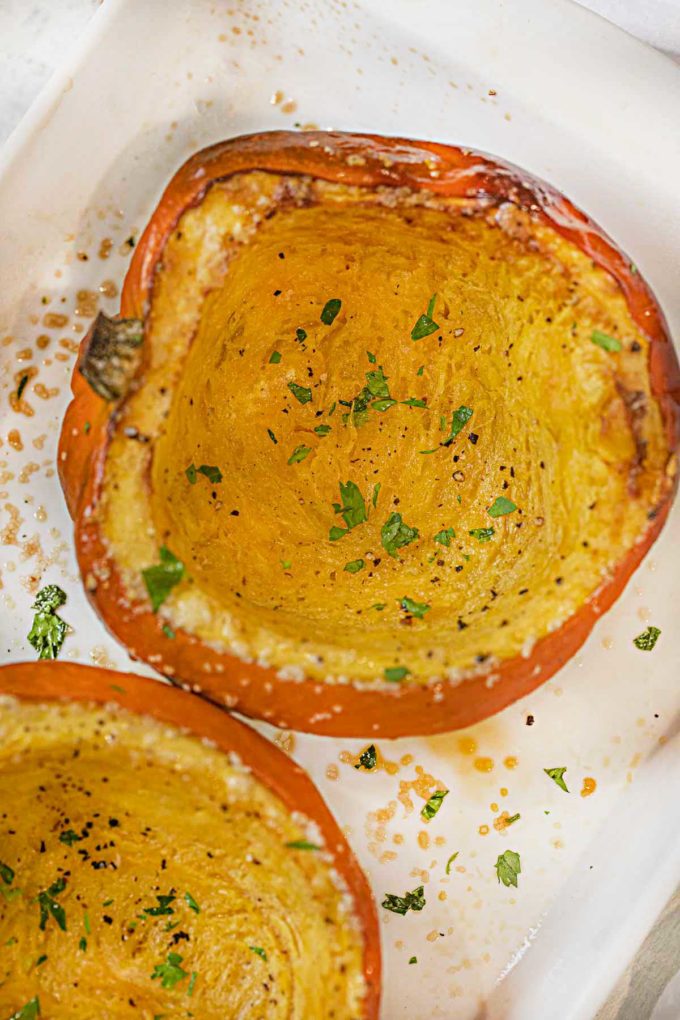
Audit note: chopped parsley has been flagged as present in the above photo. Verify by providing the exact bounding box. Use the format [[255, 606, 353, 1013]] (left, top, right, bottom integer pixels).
[[79, 937, 87, 952], [267, 428, 278, 444], [421, 789, 448, 820], [372, 482, 381, 508], [142, 547, 185, 612], [416, 365, 424, 376], [288, 445, 311, 465], [37, 877, 67, 931], [151, 952, 189, 990], [288, 381, 312, 404], [411, 294, 439, 340], [17, 374, 30, 400], [58, 829, 82, 846], [184, 892, 200, 914], [506, 813, 521, 826], [321, 298, 342, 325], [401, 397, 427, 408], [143, 892, 176, 916], [269, 350, 282, 364], [250, 946, 267, 961], [400, 596, 430, 619], [295, 328, 307, 343], [442, 405, 473, 446], [591, 329, 622, 353], [185, 463, 223, 485], [314, 424, 331, 436], [9, 999, 41, 1020], [409, 956, 418, 964], [367, 351, 377, 363], [0, 861, 15, 885], [285, 839, 321, 851], [382, 885, 426, 915], [162, 624, 176, 640], [434, 527, 455, 546], [488, 497, 517, 517], [27, 585, 68, 660], [445, 852, 459, 875], [355, 745, 377, 770], [344, 559, 365, 573], [495, 850, 521, 888], [381, 512, 419, 558], [469, 527, 495, 542], [633, 626, 661, 651], [544, 767, 569, 792], [384, 665, 410, 683], [187, 971, 198, 997], [329, 480, 368, 540]]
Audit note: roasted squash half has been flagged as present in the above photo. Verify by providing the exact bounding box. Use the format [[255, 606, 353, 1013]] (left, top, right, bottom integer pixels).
[[0, 662, 379, 1018], [59, 131, 679, 737]]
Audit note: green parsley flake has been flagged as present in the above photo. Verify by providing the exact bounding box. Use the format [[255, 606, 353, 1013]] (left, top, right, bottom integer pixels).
[[288, 381, 312, 404], [544, 767, 569, 793], [151, 952, 189, 990], [384, 665, 410, 683], [469, 527, 495, 542], [400, 596, 430, 619], [143, 892, 176, 916], [37, 877, 67, 931], [442, 405, 474, 446], [285, 839, 321, 851], [27, 584, 69, 661], [288, 445, 312, 465], [59, 829, 82, 846], [488, 496, 517, 518], [355, 745, 377, 770], [0, 861, 15, 885], [371, 483, 381, 508], [495, 850, 521, 888], [416, 365, 424, 376], [505, 813, 521, 826], [314, 424, 331, 436], [250, 946, 267, 961], [372, 397, 397, 412], [421, 789, 448, 821], [401, 397, 427, 408], [381, 512, 419, 558], [185, 464, 197, 484], [409, 956, 418, 964], [434, 527, 455, 546], [411, 294, 439, 340], [186, 463, 222, 485], [321, 298, 342, 325], [367, 351, 377, 363], [188, 971, 198, 997], [344, 559, 365, 573], [382, 885, 426, 915], [329, 480, 368, 540], [79, 937, 87, 952], [184, 892, 200, 914], [269, 350, 282, 364], [9, 998, 41, 1020], [591, 329, 622, 353], [142, 547, 185, 612], [633, 626, 661, 651], [267, 428, 278, 444], [162, 624, 176, 640], [295, 328, 307, 343], [445, 852, 459, 875]]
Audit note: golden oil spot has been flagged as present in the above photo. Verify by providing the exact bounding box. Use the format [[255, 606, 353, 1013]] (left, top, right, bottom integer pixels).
[[273, 730, 295, 755], [7, 430, 23, 451], [400, 753, 414, 767], [580, 777, 597, 798], [500, 786, 508, 797], [380, 850, 397, 863], [281, 99, 298, 114], [417, 831, 430, 850], [438, 890, 447, 901], [434, 836, 446, 846], [392, 833, 404, 845], [36, 335, 50, 350], [270, 89, 284, 105], [16, 347, 33, 361], [473, 756, 494, 773], [457, 736, 477, 756], [75, 290, 99, 317], [43, 312, 68, 329], [99, 279, 118, 298], [503, 756, 519, 769], [478, 824, 489, 836], [98, 238, 113, 259], [426, 930, 439, 942], [490, 801, 499, 812]]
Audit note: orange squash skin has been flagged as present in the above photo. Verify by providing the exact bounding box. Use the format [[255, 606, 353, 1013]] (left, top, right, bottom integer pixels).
[[58, 131, 680, 738], [0, 660, 381, 1016]]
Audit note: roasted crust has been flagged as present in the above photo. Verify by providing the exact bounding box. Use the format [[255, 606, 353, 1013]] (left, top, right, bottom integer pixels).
[[58, 131, 680, 737]]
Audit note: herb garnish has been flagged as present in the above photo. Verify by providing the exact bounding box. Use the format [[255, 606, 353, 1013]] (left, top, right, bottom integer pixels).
[[382, 885, 426, 915], [162, 624, 176, 640], [27, 585, 69, 660], [381, 512, 419, 558], [445, 852, 459, 875], [17, 374, 30, 400], [142, 547, 185, 612], [495, 850, 521, 888], [188, 971, 198, 997], [411, 294, 439, 340], [9, 999, 41, 1020], [544, 767, 569, 792], [488, 497, 517, 517], [288, 445, 311, 465], [469, 528, 495, 542], [400, 597, 430, 619], [143, 892, 176, 916], [321, 298, 342, 325], [269, 350, 282, 364], [442, 405, 473, 446], [421, 789, 448, 821], [355, 745, 377, 770], [372, 482, 381, 508], [434, 527, 455, 546], [314, 424, 331, 436], [185, 464, 223, 485], [344, 559, 365, 573], [285, 839, 321, 851], [151, 952, 189, 990], [184, 892, 200, 914], [0, 861, 15, 885], [267, 428, 278, 444], [384, 666, 410, 683], [591, 330, 622, 353], [250, 946, 267, 961], [505, 813, 521, 826], [633, 626, 661, 651], [295, 328, 307, 344], [409, 956, 418, 964], [59, 829, 82, 846], [329, 480, 367, 540], [37, 877, 67, 931], [288, 381, 312, 404]]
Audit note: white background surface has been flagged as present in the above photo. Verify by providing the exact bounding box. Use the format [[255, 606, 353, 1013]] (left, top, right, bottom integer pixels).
[[1, 2, 679, 1018]]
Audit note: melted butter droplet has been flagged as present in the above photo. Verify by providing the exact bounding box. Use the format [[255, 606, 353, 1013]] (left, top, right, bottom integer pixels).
[[581, 777, 597, 798]]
